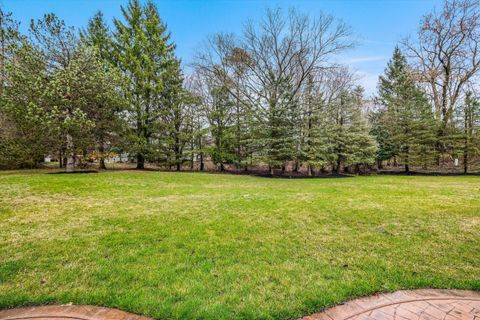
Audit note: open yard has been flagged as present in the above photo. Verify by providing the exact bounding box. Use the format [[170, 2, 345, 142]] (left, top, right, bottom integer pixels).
[[0, 170, 479, 320]]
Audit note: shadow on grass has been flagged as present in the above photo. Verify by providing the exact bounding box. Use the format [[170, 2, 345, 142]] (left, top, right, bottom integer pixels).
[[47, 170, 98, 174], [378, 170, 480, 176]]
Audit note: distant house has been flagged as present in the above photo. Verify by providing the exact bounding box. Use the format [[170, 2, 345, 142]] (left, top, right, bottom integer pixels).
[[44, 155, 58, 163], [107, 152, 130, 163]]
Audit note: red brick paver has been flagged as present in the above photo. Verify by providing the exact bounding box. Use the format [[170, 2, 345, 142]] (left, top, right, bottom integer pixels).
[[301, 290, 480, 320], [0, 290, 478, 320], [0, 304, 152, 320]]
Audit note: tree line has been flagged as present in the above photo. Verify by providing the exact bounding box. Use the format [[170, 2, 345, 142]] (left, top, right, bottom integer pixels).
[[1, 0, 479, 174]]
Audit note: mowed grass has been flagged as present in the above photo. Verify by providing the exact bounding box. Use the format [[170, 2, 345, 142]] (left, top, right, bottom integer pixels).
[[0, 170, 479, 319]]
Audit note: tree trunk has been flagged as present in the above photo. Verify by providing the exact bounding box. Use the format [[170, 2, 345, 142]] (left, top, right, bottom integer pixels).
[[435, 126, 444, 166], [198, 136, 204, 171], [137, 153, 145, 169], [377, 159, 383, 169], [293, 160, 299, 173], [66, 134, 75, 173], [99, 158, 106, 170], [435, 142, 441, 166], [99, 144, 106, 170], [190, 139, 195, 170], [336, 160, 341, 174], [269, 166, 274, 176], [0, 17, 5, 96], [307, 164, 312, 177], [464, 114, 469, 174], [66, 157, 75, 172], [174, 145, 182, 172], [405, 147, 410, 173], [59, 153, 63, 168], [220, 163, 225, 171]]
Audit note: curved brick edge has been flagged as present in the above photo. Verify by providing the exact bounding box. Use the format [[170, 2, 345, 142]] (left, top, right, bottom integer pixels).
[[300, 289, 480, 320], [0, 304, 153, 320]]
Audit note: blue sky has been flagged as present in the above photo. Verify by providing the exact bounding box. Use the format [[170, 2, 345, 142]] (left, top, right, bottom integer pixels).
[[1, 0, 442, 95]]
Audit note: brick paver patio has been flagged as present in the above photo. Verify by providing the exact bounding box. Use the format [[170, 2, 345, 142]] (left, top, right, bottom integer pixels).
[[0, 304, 152, 320], [0, 290, 478, 320], [302, 289, 480, 320]]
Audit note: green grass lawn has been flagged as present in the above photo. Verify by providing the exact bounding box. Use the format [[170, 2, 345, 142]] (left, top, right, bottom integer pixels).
[[0, 170, 479, 319]]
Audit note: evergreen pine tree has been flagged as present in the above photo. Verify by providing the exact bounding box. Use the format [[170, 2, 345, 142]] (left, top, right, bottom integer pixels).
[[0, 9, 20, 94], [378, 47, 437, 172], [260, 76, 298, 175], [113, 0, 176, 169], [302, 75, 335, 176], [347, 87, 379, 171], [330, 87, 378, 173], [204, 85, 236, 171], [0, 42, 56, 168], [369, 108, 395, 168], [81, 11, 113, 63], [81, 11, 123, 169], [161, 59, 189, 171]]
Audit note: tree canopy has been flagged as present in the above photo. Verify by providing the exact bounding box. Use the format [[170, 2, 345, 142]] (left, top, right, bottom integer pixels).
[[1, 0, 479, 174]]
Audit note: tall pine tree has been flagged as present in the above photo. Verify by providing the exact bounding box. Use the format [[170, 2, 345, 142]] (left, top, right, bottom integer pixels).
[[330, 87, 377, 173], [113, 0, 176, 169], [378, 47, 436, 172], [161, 59, 190, 171], [81, 11, 123, 169]]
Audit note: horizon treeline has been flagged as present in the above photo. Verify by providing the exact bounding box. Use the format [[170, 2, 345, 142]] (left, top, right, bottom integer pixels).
[[1, 0, 479, 174]]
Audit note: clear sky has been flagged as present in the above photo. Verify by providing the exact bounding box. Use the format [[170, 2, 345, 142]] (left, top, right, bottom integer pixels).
[[1, 0, 442, 95]]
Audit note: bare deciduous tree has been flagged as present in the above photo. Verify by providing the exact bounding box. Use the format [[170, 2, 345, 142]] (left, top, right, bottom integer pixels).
[[194, 8, 354, 173], [403, 0, 480, 141], [194, 7, 353, 120]]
